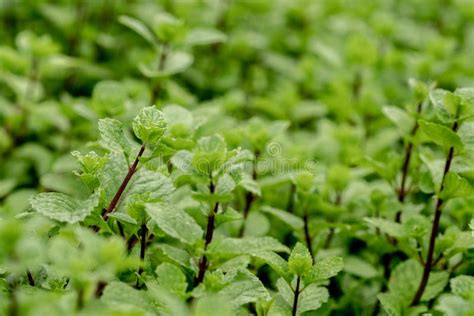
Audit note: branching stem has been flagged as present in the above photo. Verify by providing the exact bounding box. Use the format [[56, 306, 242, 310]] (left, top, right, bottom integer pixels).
[[410, 121, 458, 306], [101, 144, 146, 220], [395, 101, 423, 222]]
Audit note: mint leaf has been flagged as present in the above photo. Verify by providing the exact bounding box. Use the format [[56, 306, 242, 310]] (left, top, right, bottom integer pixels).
[[288, 242, 312, 276], [98, 118, 131, 154], [30, 191, 99, 223], [419, 120, 463, 151], [133, 106, 167, 144], [146, 203, 202, 245]]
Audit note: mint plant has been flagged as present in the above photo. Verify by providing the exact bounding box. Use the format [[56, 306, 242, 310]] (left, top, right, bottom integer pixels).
[[1, 1, 474, 316]]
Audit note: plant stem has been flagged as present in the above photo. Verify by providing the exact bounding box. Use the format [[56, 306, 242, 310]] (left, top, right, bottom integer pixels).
[[292, 276, 301, 316], [95, 281, 107, 298], [395, 101, 423, 223], [68, 0, 87, 56], [238, 152, 259, 237], [195, 177, 219, 286], [8, 281, 18, 316], [101, 144, 146, 220], [287, 183, 296, 213], [410, 121, 458, 306], [76, 286, 84, 310], [303, 210, 314, 259], [135, 223, 148, 288], [151, 43, 168, 102], [324, 191, 341, 249], [26, 270, 35, 286]]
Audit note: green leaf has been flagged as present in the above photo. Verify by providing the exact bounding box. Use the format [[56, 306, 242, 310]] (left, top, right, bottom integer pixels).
[[145, 203, 202, 245], [132, 106, 167, 144], [252, 251, 289, 278], [440, 172, 474, 200], [98, 118, 131, 154], [102, 281, 156, 314], [158, 244, 192, 270], [155, 263, 187, 298], [209, 237, 290, 258], [306, 256, 344, 283], [382, 106, 415, 134], [139, 51, 193, 78], [126, 169, 174, 201], [92, 81, 127, 116], [430, 89, 453, 122], [239, 174, 261, 196], [419, 120, 463, 151], [388, 259, 449, 304], [108, 212, 137, 225], [436, 294, 472, 316], [185, 28, 227, 46], [219, 270, 270, 307], [450, 275, 474, 299], [298, 284, 329, 313], [215, 173, 236, 197], [377, 292, 402, 316], [343, 256, 378, 278], [260, 206, 304, 230], [195, 295, 233, 316], [364, 217, 405, 238], [30, 191, 99, 224], [275, 278, 293, 306], [288, 242, 313, 276], [192, 135, 227, 174], [119, 15, 156, 47]]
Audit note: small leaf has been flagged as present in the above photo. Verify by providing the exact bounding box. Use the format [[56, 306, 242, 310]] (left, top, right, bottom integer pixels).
[[288, 242, 313, 276], [108, 212, 137, 225], [139, 51, 193, 78], [239, 174, 261, 196], [210, 237, 290, 257], [306, 256, 344, 283], [382, 106, 415, 134], [275, 278, 293, 306], [364, 217, 405, 238], [146, 203, 202, 245], [343, 256, 378, 279], [102, 281, 156, 314], [252, 251, 289, 278], [298, 284, 329, 313], [215, 173, 236, 196], [450, 275, 474, 299], [98, 118, 131, 154], [133, 106, 167, 144], [92, 81, 127, 116], [119, 15, 156, 47], [126, 169, 174, 201], [377, 292, 402, 316], [219, 270, 270, 307], [185, 28, 227, 46], [419, 120, 463, 151], [30, 191, 99, 224], [155, 263, 187, 298], [440, 172, 474, 200], [260, 206, 304, 230]]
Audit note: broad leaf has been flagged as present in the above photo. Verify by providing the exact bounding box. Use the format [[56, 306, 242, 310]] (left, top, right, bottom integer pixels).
[[419, 120, 463, 151], [146, 203, 202, 245], [30, 191, 99, 223]]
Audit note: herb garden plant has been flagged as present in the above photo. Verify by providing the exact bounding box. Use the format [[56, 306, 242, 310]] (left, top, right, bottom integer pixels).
[[0, 1, 473, 315]]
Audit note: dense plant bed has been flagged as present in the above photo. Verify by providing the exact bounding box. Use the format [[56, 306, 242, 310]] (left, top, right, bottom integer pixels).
[[0, 1, 473, 315]]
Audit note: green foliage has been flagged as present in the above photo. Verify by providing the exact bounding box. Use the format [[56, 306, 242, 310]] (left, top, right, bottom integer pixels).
[[1, 1, 473, 315], [132, 106, 167, 144]]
